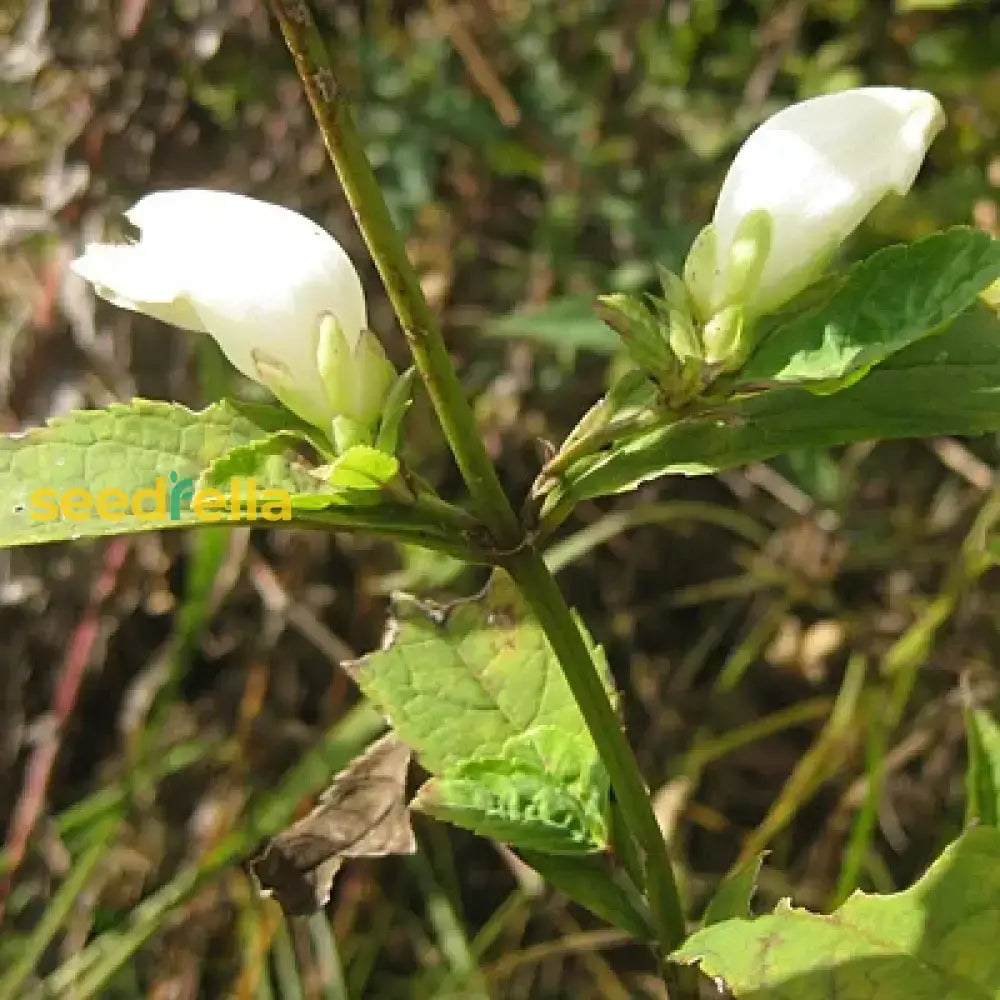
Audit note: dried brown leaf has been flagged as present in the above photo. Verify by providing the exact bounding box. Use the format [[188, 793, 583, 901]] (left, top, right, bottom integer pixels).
[[251, 732, 415, 915]]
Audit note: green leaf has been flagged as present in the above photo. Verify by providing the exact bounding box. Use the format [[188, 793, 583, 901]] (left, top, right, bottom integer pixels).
[[702, 853, 765, 927], [548, 305, 1000, 507], [673, 826, 1000, 998], [326, 446, 400, 491], [352, 571, 611, 773], [287, 446, 402, 512], [198, 431, 326, 494], [519, 850, 654, 941], [413, 728, 609, 854], [965, 707, 1000, 828], [741, 229, 1000, 385], [376, 367, 417, 454], [199, 437, 401, 514], [351, 572, 612, 852], [485, 297, 620, 354], [595, 292, 675, 378], [0, 399, 286, 546]]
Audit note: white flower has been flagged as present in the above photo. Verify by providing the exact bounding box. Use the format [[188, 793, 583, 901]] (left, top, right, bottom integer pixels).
[[71, 189, 395, 431], [684, 87, 946, 320]]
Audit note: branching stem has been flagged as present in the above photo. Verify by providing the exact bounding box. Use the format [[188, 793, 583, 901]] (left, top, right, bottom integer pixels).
[[268, 0, 691, 969], [268, 0, 519, 547]]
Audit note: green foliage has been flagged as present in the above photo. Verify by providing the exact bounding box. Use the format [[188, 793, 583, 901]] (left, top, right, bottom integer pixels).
[[325, 445, 400, 492], [594, 292, 676, 378], [484, 297, 620, 355], [546, 305, 1000, 508], [351, 572, 612, 853], [0, 399, 286, 545], [964, 707, 1000, 828], [13, 0, 1000, 994], [0, 400, 451, 546], [198, 431, 326, 494], [375, 367, 417, 454], [520, 850, 654, 941], [701, 854, 765, 928], [673, 826, 1000, 998], [204, 434, 401, 510], [741, 229, 1000, 385], [352, 571, 610, 772], [413, 728, 608, 854]]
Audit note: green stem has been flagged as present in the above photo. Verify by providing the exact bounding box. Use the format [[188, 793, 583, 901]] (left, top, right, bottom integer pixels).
[[268, 0, 519, 547], [503, 547, 687, 955], [268, 0, 691, 966], [292, 503, 490, 563], [539, 409, 661, 481]]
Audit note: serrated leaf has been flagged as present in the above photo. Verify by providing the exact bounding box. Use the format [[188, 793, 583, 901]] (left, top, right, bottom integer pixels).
[[702, 853, 765, 927], [0, 399, 286, 546], [965, 707, 1000, 828], [741, 228, 1000, 385], [350, 571, 612, 854], [197, 431, 328, 494], [673, 826, 1000, 999], [351, 571, 611, 774], [548, 305, 1000, 507], [413, 727, 609, 854]]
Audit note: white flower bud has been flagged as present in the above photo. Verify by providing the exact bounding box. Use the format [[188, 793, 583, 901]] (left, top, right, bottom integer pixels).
[[688, 87, 945, 319], [71, 189, 390, 432]]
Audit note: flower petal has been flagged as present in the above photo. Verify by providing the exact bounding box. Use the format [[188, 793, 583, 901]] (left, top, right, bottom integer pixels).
[[708, 87, 945, 316], [73, 190, 371, 430], [71, 243, 206, 332]]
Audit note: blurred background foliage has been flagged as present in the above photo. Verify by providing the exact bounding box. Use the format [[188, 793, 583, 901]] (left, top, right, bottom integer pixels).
[[1, 0, 1000, 996]]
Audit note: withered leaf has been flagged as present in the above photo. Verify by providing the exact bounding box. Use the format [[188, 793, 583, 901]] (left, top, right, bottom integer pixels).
[[251, 732, 415, 915]]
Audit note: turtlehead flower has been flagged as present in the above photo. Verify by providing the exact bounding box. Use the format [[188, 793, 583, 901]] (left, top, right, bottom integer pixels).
[[71, 189, 395, 434], [685, 87, 945, 323]]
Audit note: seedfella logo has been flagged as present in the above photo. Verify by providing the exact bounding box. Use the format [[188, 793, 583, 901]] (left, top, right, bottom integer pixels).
[[28, 472, 292, 523]]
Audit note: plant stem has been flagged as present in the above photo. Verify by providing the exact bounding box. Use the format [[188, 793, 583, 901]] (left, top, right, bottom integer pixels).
[[268, 0, 691, 965], [292, 505, 489, 563], [268, 0, 519, 547], [504, 548, 687, 955]]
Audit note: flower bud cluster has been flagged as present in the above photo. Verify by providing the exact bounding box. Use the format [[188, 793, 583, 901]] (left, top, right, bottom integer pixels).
[[601, 87, 944, 393]]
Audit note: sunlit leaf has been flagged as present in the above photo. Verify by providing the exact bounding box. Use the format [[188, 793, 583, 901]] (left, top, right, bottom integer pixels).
[[547, 305, 1000, 508], [413, 727, 609, 854], [741, 228, 1000, 385], [351, 572, 613, 853], [0, 399, 291, 545], [673, 826, 1000, 998]]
